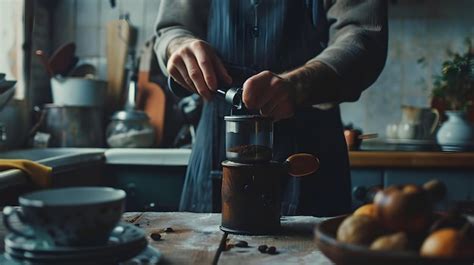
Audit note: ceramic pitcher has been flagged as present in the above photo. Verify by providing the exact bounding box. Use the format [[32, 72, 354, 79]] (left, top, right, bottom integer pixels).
[[397, 106, 440, 140]]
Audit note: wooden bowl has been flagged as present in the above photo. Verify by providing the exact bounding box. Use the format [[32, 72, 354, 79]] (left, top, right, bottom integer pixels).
[[314, 215, 474, 265]]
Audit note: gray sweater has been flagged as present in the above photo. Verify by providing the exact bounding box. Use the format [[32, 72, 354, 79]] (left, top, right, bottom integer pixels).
[[154, 0, 388, 103]]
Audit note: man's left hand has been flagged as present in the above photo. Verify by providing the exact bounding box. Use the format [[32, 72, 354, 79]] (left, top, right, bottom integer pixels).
[[242, 71, 295, 121]]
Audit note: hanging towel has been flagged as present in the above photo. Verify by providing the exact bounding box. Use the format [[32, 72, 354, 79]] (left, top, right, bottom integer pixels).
[[0, 159, 52, 187]]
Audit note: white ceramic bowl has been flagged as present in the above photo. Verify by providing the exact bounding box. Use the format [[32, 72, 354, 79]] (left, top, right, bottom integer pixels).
[[51, 77, 107, 107]]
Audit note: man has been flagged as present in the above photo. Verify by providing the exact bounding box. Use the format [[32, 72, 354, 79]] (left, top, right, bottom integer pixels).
[[155, 0, 387, 216]]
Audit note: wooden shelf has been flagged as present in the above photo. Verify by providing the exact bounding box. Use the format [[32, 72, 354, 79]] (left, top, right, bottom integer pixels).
[[349, 151, 474, 168]]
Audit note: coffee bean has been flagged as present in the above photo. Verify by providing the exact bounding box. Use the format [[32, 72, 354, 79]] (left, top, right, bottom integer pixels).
[[224, 243, 234, 251], [267, 246, 277, 255], [150, 232, 161, 241], [164, 227, 174, 232], [258, 245, 268, 253], [235, 240, 248, 248]]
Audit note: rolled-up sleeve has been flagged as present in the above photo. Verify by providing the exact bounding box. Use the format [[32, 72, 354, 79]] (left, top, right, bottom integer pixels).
[[154, 0, 210, 76], [310, 0, 388, 102]]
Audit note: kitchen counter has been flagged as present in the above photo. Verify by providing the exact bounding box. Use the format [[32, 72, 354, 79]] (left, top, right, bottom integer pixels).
[[0, 148, 192, 189], [0, 148, 106, 190], [0, 212, 332, 265], [127, 212, 331, 264], [349, 151, 474, 168]]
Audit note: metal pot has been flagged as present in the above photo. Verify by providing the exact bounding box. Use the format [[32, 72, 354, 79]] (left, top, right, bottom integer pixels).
[[37, 104, 104, 147]]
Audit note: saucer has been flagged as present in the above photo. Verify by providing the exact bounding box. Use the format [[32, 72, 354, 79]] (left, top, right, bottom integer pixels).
[[5, 222, 148, 263], [3, 246, 161, 265]]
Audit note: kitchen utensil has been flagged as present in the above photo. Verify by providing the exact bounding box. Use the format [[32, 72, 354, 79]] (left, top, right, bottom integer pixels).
[[50, 77, 106, 107], [3, 187, 126, 247], [70, 64, 97, 78], [344, 130, 378, 150], [107, 72, 155, 148], [221, 153, 320, 235], [137, 38, 166, 146], [314, 215, 474, 265], [34, 50, 54, 77], [106, 19, 137, 113], [48, 42, 77, 76], [171, 70, 320, 235], [35, 104, 104, 147]]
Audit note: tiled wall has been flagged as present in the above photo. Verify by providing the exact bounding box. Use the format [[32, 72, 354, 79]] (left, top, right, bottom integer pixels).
[[341, 0, 474, 136], [54, 0, 474, 137]]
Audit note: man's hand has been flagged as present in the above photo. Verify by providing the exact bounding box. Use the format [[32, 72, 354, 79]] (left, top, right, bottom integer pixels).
[[167, 38, 232, 101], [242, 71, 295, 121]]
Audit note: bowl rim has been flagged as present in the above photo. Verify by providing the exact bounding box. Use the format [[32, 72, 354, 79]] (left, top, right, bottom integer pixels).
[[314, 214, 474, 263], [19, 187, 126, 207]]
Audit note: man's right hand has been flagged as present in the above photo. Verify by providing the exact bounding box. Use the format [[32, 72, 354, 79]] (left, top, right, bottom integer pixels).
[[167, 38, 232, 101]]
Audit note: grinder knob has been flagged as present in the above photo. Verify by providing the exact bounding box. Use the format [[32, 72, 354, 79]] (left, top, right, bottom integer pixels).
[[168, 76, 244, 110]]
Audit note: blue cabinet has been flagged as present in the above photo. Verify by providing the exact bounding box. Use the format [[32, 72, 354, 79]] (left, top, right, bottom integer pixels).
[[350, 168, 474, 211]]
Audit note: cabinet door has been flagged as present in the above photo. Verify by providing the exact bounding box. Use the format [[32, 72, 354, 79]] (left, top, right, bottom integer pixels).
[[351, 169, 384, 209], [384, 169, 473, 210]]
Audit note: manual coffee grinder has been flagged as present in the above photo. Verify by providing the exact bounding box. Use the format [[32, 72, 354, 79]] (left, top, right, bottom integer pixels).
[[168, 77, 320, 235]]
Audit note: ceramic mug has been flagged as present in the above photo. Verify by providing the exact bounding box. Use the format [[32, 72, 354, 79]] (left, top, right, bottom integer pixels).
[[3, 187, 126, 247]]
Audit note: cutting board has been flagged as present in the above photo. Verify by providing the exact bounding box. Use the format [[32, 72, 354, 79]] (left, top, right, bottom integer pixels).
[[137, 38, 166, 146], [106, 20, 136, 114]]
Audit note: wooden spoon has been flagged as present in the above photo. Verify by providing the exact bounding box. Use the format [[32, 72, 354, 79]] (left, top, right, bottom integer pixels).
[[285, 153, 320, 177], [49, 42, 76, 76]]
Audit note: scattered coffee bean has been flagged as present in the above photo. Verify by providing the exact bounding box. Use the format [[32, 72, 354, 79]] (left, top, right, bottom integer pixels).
[[224, 243, 234, 251], [150, 232, 161, 241], [258, 245, 268, 253], [235, 240, 248, 248], [164, 227, 174, 232], [267, 246, 277, 255]]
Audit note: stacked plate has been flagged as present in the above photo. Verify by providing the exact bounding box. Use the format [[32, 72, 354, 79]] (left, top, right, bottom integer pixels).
[[3, 222, 161, 265]]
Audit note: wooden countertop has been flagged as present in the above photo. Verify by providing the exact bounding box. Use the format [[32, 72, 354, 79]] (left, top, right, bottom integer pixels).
[[123, 212, 331, 265], [349, 151, 474, 168], [0, 212, 332, 265]]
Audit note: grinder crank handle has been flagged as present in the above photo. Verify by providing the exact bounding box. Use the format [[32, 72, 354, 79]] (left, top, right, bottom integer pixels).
[[285, 153, 320, 177], [168, 76, 243, 110]]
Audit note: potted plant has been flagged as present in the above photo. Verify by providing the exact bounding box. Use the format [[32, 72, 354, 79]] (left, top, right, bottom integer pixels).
[[431, 38, 474, 150]]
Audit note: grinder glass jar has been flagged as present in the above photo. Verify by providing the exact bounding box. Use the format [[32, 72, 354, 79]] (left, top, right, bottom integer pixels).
[[225, 115, 273, 163]]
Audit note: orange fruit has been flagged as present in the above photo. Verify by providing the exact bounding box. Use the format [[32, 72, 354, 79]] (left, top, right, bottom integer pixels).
[[354, 204, 377, 218], [420, 228, 463, 258]]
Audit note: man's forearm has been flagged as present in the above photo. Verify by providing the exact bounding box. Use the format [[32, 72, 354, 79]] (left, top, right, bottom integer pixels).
[[280, 61, 344, 107]]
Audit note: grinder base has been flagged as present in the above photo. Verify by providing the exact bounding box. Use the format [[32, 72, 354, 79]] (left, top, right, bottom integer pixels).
[[219, 225, 280, 235], [221, 160, 284, 235]]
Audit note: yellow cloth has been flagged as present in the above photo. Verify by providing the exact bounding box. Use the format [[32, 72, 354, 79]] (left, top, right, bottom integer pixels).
[[0, 159, 52, 187]]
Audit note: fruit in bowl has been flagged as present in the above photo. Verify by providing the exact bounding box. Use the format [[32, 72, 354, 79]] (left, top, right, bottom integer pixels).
[[330, 179, 474, 260]]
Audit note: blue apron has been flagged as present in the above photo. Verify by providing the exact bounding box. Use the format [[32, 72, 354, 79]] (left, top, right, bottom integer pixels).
[[179, 0, 351, 216]]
